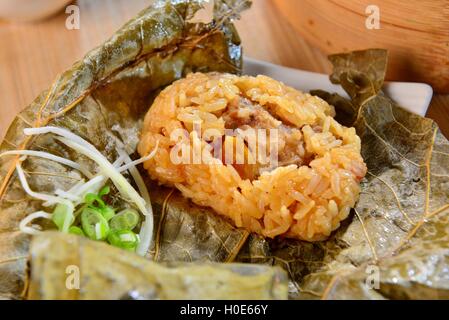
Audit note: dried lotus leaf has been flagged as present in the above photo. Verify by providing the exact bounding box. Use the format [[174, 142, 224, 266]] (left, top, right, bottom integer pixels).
[[0, 0, 249, 299], [149, 183, 249, 263], [28, 232, 288, 300], [279, 49, 449, 300]]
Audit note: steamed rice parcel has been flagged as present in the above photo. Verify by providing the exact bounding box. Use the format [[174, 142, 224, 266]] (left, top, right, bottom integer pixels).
[[139, 72, 367, 241]]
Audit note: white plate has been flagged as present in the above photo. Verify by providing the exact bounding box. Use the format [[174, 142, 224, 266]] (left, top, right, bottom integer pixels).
[[243, 57, 433, 116]]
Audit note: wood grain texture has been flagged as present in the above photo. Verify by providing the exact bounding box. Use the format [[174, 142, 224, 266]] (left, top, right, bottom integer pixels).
[[273, 0, 449, 92], [0, 0, 447, 139]]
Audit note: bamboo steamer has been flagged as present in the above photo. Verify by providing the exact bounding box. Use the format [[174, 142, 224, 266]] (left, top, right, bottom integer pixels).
[[273, 0, 449, 93]]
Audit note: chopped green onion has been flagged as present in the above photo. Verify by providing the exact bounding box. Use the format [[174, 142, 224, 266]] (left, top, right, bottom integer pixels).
[[20, 127, 158, 255], [115, 146, 156, 256], [85, 193, 105, 207], [107, 230, 139, 251], [110, 208, 140, 231], [52, 204, 74, 233], [99, 185, 110, 197], [98, 206, 115, 221], [81, 208, 110, 240], [84, 186, 115, 221], [69, 226, 85, 236]]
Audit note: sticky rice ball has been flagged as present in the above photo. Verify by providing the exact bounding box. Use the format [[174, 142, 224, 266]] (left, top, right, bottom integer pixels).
[[138, 73, 366, 241]]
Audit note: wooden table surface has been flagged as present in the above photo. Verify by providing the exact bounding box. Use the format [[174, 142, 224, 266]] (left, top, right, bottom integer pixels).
[[0, 0, 448, 140]]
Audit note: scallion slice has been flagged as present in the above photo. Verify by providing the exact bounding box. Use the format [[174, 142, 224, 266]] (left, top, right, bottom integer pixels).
[[52, 204, 75, 233], [81, 208, 110, 240], [107, 230, 139, 251], [110, 208, 140, 231], [69, 226, 85, 236]]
